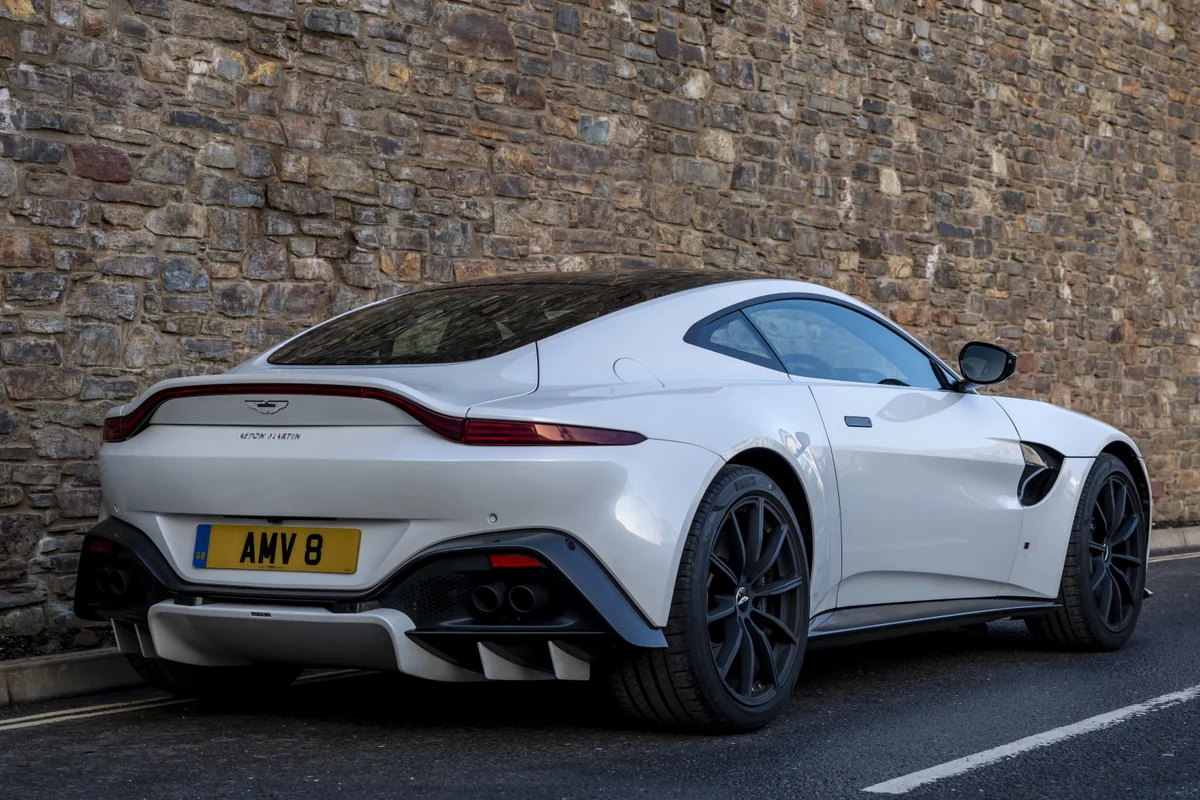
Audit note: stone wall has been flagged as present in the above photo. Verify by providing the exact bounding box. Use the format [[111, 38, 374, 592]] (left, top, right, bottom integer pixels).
[[0, 0, 1197, 653]]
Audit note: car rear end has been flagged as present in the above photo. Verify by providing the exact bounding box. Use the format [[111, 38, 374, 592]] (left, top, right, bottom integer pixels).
[[76, 275, 727, 683]]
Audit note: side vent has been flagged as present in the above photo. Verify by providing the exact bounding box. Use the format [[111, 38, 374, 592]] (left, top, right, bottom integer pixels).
[[1018, 442, 1064, 506]]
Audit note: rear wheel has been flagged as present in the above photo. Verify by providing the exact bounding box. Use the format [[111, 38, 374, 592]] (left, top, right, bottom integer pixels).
[[127, 654, 302, 700], [1026, 454, 1147, 650], [609, 465, 809, 732]]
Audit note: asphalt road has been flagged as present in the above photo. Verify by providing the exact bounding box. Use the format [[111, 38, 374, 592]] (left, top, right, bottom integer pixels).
[[3, 555, 1199, 799]]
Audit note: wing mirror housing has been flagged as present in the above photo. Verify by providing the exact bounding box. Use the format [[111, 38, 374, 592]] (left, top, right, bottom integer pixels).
[[953, 342, 1016, 392]]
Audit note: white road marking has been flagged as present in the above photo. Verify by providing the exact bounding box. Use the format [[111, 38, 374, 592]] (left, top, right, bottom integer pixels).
[[1149, 551, 1200, 563], [0, 698, 191, 732], [0, 668, 367, 733], [0, 694, 173, 725], [863, 683, 1200, 794]]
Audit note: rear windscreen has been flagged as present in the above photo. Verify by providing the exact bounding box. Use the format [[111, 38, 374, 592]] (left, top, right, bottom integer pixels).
[[268, 281, 679, 365]]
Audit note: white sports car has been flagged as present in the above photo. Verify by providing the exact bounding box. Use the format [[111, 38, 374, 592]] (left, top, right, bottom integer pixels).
[[76, 271, 1151, 731]]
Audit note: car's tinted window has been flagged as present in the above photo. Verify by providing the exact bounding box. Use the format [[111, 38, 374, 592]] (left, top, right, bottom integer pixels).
[[694, 311, 782, 370], [269, 271, 755, 365], [743, 299, 944, 389]]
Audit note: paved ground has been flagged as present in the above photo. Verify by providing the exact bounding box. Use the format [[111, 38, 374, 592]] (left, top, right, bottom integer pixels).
[[3, 555, 1199, 799]]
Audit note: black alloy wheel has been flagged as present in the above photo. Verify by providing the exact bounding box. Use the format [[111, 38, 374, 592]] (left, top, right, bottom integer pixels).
[[706, 495, 806, 706], [1086, 471, 1144, 632], [609, 465, 810, 732], [1026, 453, 1147, 650]]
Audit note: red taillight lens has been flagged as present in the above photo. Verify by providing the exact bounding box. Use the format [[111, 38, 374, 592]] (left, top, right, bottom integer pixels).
[[101, 383, 643, 447], [103, 414, 140, 443], [463, 420, 645, 446], [88, 538, 113, 554], [489, 554, 543, 568]]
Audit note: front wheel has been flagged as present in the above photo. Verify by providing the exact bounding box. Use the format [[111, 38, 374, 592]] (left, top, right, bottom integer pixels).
[[1026, 453, 1148, 650], [609, 465, 810, 732]]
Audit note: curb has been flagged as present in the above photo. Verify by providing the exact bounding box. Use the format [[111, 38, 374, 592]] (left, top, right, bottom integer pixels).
[[1150, 526, 1200, 556], [1, 528, 1196, 709], [0, 648, 141, 708]]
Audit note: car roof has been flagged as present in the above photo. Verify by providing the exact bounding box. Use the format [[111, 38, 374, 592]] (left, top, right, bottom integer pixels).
[[415, 269, 784, 295]]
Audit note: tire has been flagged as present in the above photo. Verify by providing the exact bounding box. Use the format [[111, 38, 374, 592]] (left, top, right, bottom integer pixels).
[[127, 654, 302, 700], [1026, 453, 1148, 651], [608, 465, 810, 733]]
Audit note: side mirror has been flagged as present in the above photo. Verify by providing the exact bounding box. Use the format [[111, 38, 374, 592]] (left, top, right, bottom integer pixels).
[[954, 342, 1016, 391]]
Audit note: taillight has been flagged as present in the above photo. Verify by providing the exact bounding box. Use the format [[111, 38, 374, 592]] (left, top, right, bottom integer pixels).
[[462, 420, 645, 446], [101, 383, 645, 447], [103, 416, 136, 443]]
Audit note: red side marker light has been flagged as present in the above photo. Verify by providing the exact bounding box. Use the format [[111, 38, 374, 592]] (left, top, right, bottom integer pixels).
[[89, 539, 114, 554], [489, 554, 543, 569]]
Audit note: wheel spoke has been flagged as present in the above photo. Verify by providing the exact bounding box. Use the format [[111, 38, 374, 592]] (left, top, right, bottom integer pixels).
[[1111, 552, 1143, 567], [746, 620, 779, 690], [1109, 563, 1135, 604], [725, 514, 747, 577], [1088, 541, 1106, 554], [749, 525, 788, 584], [1093, 502, 1110, 540], [736, 619, 756, 695], [757, 574, 805, 597], [708, 596, 737, 625], [714, 620, 743, 680], [1103, 481, 1118, 536], [710, 555, 738, 586], [1113, 483, 1128, 521], [1090, 560, 1107, 591], [1096, 568, 1113, 615], [1108, 515, 1139, 548], [743, 499, 765, 575], [751, 607, 799, 644], [1105, 573, 1122, 625]]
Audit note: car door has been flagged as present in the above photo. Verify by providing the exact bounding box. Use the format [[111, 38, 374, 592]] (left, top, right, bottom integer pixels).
[[742, 298, 1026, 608]]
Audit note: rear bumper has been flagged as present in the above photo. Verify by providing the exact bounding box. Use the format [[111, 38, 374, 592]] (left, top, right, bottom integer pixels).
[[79, 518, 666, 681], [101, 430, 722, 627]]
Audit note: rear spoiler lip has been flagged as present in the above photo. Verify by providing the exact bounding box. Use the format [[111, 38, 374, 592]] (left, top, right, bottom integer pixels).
[[104, 373, 465, 421], [103, 381, 466, 443], [103, 380, 647, 447]]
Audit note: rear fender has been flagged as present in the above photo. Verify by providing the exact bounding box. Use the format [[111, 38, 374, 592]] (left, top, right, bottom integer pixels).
[[472, 383, 842, 616]]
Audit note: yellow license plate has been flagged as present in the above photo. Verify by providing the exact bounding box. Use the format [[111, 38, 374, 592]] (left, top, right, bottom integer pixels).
[[193, 525, 360, 574]]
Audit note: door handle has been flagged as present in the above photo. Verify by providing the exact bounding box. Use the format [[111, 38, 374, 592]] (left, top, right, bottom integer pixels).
[[844, 416, 872, 428]]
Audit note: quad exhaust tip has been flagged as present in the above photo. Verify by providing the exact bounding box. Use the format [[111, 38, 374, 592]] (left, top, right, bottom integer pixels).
[[470, 582, 507, 615], [96, 567, 131, 598], [470, 582, 552, 616], [507, 584, 549, 615]]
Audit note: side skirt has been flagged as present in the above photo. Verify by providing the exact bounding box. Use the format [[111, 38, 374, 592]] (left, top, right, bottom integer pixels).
[[806, 597, 1060, 650]]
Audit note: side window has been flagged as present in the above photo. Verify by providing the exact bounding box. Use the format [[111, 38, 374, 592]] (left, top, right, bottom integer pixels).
[[743, 299, 944, 389], [693, 311, 782, 371]]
